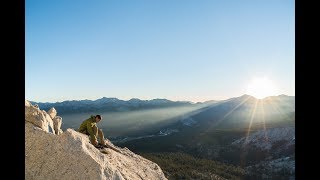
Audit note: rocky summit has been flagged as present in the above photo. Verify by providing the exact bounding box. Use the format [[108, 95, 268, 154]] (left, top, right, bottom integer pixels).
[[25, 100, 167, 180]]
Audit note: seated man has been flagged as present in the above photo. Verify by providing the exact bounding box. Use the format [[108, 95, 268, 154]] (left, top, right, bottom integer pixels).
[[78, 114, 107, 148]]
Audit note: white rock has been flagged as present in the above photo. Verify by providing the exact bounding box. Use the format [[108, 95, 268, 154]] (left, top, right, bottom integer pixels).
[[25, 101, 49, 132], [25, 100, 32, 107], [42, 110, 56, 134], [58, 129, 63, 135], [52, 116, 62, 135], [25, 123, 167, 180], [47, 107, 57, 119]]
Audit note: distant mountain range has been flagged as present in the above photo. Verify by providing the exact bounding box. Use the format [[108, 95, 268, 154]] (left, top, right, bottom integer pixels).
[[114, 94, 295, 144], [113, 94, 295, 178], [30, 97, 201, 114], [30, 94, 294, 116]]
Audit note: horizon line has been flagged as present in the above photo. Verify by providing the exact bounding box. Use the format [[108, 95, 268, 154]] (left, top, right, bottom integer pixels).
[[27, 93, 295, 104]]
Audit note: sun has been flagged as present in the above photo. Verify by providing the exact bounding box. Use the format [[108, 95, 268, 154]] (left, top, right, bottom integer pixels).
[[246, 77, 277, 99]]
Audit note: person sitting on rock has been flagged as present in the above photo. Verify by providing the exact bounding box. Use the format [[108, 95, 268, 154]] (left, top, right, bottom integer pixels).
[[78, 115, 107, 148]]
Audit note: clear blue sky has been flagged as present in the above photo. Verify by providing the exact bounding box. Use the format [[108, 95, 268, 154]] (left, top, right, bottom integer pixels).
[[26, 0, 294, 103]]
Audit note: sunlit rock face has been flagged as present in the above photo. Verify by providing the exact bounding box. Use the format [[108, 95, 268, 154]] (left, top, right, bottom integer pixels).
[[25, 100, 54, 133], [232, 127, 295, 150], [25, 100, 167, 180], [47, 107, 57, 120], [52, 116, 63, 135]]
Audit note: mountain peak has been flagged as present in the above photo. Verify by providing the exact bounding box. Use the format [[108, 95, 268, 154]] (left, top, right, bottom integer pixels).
[[238, 94, 256, 99], [241, 94, 251, 97], [278, 94, 289, 97], [102, 97, 119, 100], [129, 98, 142, 101]]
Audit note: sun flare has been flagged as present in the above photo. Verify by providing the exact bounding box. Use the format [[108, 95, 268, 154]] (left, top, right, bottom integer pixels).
[[246, 77, 277, 99]]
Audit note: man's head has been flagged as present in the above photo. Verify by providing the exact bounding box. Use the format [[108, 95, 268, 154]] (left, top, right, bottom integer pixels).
[[95, 115, 102, 122]]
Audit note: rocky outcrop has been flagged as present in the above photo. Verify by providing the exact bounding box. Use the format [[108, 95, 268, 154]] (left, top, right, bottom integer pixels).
[[25, 100, 167, 180], [42, 110, 56, 134], [232, 127, 295, 150], [47, 107, 57, 120], [52, 116, 63, 135], [25, 100, 54, 133]]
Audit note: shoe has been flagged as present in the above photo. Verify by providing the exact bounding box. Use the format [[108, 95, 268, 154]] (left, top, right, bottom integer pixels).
[[98, 143, 108, 148], [102, 144, 109, 148], [94, 144, 103, 149]]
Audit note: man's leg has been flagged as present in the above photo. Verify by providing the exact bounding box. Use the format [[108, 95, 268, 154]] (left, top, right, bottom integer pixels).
[[79, 129, 97, 145], [91, 126, 99, 146], [98, 129, 106, 145]]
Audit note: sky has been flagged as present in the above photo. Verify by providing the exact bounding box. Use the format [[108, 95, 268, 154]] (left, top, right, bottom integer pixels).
[[26, 0, 294, 103]]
